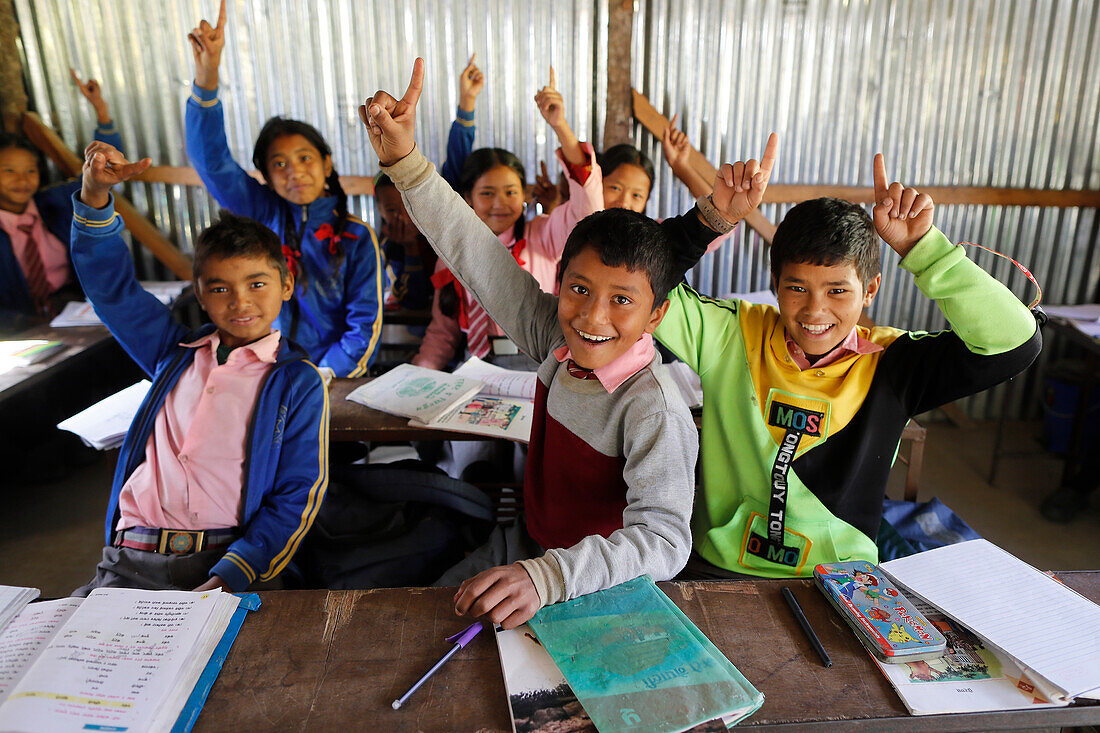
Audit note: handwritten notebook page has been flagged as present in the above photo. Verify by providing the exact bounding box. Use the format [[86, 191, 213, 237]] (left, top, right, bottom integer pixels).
[[0, 589, 232, 733], [881, 539, 1100, 699], [0, 598, 82, 704]]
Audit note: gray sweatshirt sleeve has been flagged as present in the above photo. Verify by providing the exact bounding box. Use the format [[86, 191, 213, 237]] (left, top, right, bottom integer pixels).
[[536, 397, 698, 603], [383, 148, 563, 361]]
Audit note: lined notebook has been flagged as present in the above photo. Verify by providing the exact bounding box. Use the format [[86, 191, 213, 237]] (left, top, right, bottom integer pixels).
[[881, 539, 1100, 701]]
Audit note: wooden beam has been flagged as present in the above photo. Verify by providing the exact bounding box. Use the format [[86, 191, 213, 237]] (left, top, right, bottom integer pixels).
[[0, 0, 29, 133], [633, 88, 1100, 212], [603, 0, 634, 149], [632, 89, 778, 242], [21, 111, 193, 280], [136, 166, 376, 196]]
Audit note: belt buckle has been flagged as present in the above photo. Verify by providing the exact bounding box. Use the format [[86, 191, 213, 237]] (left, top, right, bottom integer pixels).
[[158, 530, 205, 555]]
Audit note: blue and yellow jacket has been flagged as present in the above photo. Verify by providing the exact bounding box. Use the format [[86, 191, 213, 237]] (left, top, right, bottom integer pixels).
[[71, 193, 330, 591], [0, 123, 122, 331], [185, 83, 384, 376]]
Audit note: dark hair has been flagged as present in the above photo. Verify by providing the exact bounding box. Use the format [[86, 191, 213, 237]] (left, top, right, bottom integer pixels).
[[251, 117, 346, 288], [769, 197, 880, 286], [0, 131, 45, 181], [597, 144, 655, 193], [193, 210, 288, 284], [374, 172, 394, 192], [458, 147, 527, 242], [556, 209, 676, 308]]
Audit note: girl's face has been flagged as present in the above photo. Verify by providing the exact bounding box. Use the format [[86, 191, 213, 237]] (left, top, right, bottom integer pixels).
[[0, 147, 40, 214], [466, 165, 525, 236], [602, 163, 651, 213], [264, 134, 333, 206]]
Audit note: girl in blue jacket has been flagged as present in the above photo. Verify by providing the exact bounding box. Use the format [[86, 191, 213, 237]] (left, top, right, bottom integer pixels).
[[185, 2, 383, 376]]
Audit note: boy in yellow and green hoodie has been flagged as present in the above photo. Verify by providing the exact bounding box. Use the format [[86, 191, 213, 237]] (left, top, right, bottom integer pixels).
[[657, 155, 1042, 579]]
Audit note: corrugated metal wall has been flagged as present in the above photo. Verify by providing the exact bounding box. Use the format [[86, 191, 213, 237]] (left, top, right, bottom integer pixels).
[[13, 0, 1100, 417], [13, 0, 607, 264], [633, 0, 1100, 418]]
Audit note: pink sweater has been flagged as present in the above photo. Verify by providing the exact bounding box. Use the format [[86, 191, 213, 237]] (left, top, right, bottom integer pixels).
[[412, 143, 603, 369]]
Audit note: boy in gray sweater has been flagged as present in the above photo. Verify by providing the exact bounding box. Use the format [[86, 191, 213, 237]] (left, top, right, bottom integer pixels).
[[361, 60, 774, 628]]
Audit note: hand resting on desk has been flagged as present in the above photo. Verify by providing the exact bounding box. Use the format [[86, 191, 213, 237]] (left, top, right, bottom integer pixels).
[[453, 563, 540, 629]]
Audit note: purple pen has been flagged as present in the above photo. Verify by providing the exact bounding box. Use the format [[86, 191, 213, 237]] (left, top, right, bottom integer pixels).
[[391, 621, 484, 710]]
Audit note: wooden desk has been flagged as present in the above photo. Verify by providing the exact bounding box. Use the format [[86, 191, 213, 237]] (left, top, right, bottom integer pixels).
[[198, 573, 1100, 731], [329, 377, 507, 443], [0, 325, 115, 401]]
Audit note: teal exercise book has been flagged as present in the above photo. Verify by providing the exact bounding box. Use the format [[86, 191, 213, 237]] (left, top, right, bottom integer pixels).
[[527, 576, 764, 732]]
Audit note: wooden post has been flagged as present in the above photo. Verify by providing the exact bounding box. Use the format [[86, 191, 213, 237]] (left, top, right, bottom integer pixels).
[[21, 111, 193, 280], [603, 0, 634, 149], [0, 0, 29, 133]]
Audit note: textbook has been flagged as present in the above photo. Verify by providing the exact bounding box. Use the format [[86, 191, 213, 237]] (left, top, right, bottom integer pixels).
[[880, 539, 1100, 703], [869, 595, 1067, 715], [526, 576, 763, 732], [0, 340, 65, 371], [348, 362, 534, 442], [0, 588, 258, 733], [50, 282, 190, 327], [57, 380, 151, 450], [495, 623, 596, 733]]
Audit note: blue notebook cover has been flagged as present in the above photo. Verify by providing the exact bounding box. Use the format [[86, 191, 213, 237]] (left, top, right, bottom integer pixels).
[[528, 576, 763, 733], [171, 593, 262, 733]]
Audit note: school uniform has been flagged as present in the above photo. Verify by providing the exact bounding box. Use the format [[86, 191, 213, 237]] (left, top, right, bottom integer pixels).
[[70, 193, 329, 593], [0, 123, 122, 331], [185, 84, 384, 377]]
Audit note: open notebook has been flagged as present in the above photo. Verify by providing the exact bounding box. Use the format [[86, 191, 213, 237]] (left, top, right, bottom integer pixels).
[[881, 539, 1100, 703]]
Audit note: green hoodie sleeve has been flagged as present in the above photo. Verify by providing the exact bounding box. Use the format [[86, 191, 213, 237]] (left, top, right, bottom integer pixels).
[[899, 226, 1037, 354]]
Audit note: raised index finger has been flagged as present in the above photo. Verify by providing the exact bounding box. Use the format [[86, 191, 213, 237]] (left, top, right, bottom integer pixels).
[[760, 132, 779, 177], [873, 153, 888, 202], [69, 67, 82, 85], [548, 65, 557, 89], [216, 0, 227, 29], [401, 57, 425, 107]]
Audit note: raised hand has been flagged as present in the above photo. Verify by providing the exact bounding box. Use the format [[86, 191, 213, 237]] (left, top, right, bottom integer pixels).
[[661, 114, 692, 171], [458, 53, 484, 112], [711, 132, 778, 225], [188, 0, 227, 90], [872, 153, 934, 257], [530, 160, 561, 212], [534, 66, 566, 129], [359, 58, 424, 167], [80, 141, 151, 208], [70, 68, 111, 124]]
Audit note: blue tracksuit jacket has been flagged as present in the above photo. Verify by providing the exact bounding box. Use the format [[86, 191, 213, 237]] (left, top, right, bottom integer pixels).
[[70, 193, 330, 591], [185, 83, 384, 376]]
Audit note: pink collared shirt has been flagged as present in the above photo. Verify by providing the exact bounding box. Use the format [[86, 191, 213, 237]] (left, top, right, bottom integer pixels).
[[0, 200, 71, 292], [553, 333, 656, 393], [784, 326, 883, 371], [116, 330, 282, 532]]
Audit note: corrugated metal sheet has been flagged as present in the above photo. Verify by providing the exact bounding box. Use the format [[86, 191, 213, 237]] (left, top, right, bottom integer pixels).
[[633, 0, 1100, 418], [13, 0, 1100, 418], [13, 0, 607, 269]]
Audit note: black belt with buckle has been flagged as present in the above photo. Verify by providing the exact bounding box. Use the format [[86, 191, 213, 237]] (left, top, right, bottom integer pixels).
[[114, 526, 240, 555]]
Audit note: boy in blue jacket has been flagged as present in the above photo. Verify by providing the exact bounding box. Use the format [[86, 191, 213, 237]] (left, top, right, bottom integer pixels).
[[71, 141, 329, 594]]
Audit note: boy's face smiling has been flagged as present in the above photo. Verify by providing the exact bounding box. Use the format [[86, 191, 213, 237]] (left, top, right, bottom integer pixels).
[[264, 134, 333, 206], [195, 254, 294, 349], [557, 246, 669, 371], [774, 260, 880, 358]]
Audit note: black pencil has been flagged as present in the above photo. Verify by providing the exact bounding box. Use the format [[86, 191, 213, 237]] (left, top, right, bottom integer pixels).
[[781, 585, 832, 668]]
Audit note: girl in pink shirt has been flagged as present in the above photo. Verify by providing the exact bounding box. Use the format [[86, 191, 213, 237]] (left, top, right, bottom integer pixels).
[[413, 67, 603, 370]]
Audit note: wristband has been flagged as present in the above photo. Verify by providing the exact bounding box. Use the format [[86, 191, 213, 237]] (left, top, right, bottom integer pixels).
[[696, 194, 737, 234]]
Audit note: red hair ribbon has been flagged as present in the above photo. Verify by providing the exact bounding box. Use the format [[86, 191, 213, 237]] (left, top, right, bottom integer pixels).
[[314, 223, 356, 255], [282, 244, 302, 279]]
